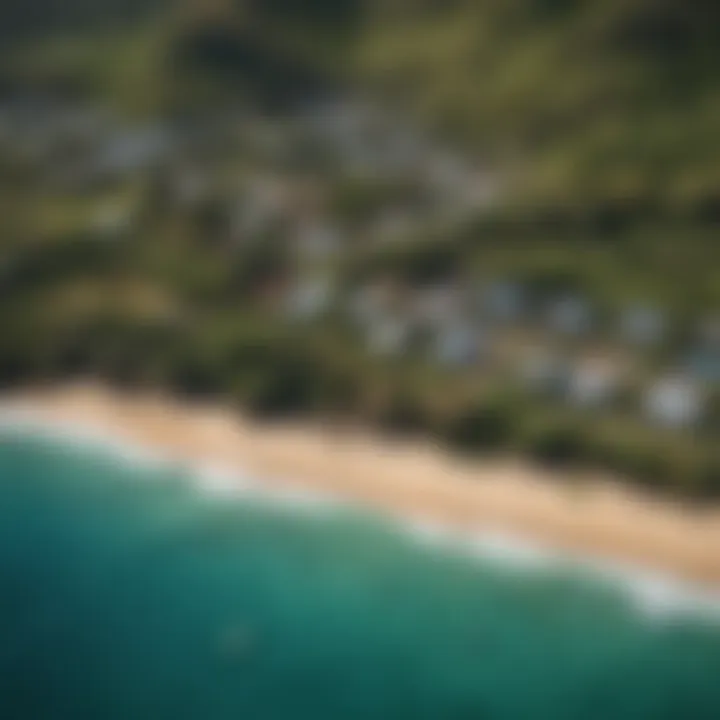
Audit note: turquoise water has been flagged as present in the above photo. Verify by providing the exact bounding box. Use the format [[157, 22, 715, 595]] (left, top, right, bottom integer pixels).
[[0, 431, 719, 720]]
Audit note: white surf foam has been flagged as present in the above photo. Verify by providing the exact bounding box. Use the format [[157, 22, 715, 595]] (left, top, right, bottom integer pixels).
[[0, 406, 177, 473], [2, 403, 720, 624], [402, 517, 458, 548], [577, 555, 720, 624], [196, 463, 255, 497], [396, 512, 720, 623]]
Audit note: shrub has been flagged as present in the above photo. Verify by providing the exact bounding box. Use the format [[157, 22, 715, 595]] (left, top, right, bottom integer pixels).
[[240, 369, 316, 418], [375, 391, 431, 437], [525, 422, 588, 468], [443, 401, 515, 453], [684, 456, 720, 502]]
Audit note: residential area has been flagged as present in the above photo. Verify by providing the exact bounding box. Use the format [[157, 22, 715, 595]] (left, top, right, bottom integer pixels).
[[1, 89, 718, 495]]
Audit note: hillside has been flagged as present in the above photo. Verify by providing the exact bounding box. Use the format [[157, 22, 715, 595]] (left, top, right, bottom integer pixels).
[[354, 0, 720, 212], [4, 0, 720, 212], [0, 0, 718, 500], [185, 0, 720, 211]]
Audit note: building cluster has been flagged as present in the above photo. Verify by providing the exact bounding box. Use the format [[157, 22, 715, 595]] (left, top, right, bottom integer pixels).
[[281, 269, 718, 430], [1, 92, 717, 432]]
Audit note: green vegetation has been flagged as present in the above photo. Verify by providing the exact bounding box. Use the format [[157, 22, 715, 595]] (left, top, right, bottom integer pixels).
[[355, 0, 720, 210], [0, 0, 718, 501], [6, 0, 720, 211]]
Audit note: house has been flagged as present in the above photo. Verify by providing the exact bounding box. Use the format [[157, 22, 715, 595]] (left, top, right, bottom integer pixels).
[[684, 347, 720, 385], [303, 98, 364, 144], [348, 285, 380, 327], [432, 322, 489, 367], [698, 315, 720, 347], [426, 151, 469, 195], [482, 281, 525, 324], [546, 296, 593, 336], [293, 221, 341, 262], [90, 200, 135, 238], [518, 348, 569, 395], [173, 167, 211, 208], [231, 176, 289, 237], [366, 315, 412, 357], [47, 103, 109, 147], [284, 276, 333, 322], [643, 375, 705, 429], [347, 280, 400, 326], [6, 100, 106, 152], [413, 284, 464, 328], [620, 305, 666, 346], [565, 359, 622, 408], [462, 170, 499, 210], [381, 126, 427, 176], [304, 98, 382, 172], [94, 124, 174, 178], [230, 201, 265, 240]]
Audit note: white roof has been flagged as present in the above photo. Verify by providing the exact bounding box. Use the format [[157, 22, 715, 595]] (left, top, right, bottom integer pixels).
[[644, 376, 703, 427]]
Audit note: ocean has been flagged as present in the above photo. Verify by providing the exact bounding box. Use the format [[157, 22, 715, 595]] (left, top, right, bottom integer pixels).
[[0, 426, 719, 720]]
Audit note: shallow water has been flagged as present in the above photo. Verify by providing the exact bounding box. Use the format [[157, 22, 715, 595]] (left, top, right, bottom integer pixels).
[[0, 432, 719, 720]]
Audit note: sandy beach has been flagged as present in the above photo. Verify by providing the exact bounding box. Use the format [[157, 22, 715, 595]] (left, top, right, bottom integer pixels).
[[2, 382, 720, 586]]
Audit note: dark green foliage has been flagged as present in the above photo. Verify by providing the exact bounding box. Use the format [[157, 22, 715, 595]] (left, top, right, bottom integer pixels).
[[244, 0, 361, 32], [443, 401, 515, 454], [354, 239, 462, 286], [230, 241, 290, 297], [0, 237, 119, 300], [525, 422, 589, 468], [374, 390, 431, 437], [171, 23, 333, 109], [692, 458, 720, 501], [0, 0, 718, 504], [240, 369, 315, 418], [0, 0, 165, 47]]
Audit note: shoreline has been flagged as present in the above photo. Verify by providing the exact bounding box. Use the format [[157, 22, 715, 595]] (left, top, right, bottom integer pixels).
[[2, 383, 720, 594]]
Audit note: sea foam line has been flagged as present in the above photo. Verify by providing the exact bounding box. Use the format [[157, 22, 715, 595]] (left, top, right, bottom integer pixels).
[[0, 405, 348, 514], [399, 515, 720, 623], [1, 404, 720, 624]]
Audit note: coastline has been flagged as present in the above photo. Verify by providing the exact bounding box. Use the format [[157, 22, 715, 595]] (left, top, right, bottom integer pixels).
[[2, 382, 720, 594]]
